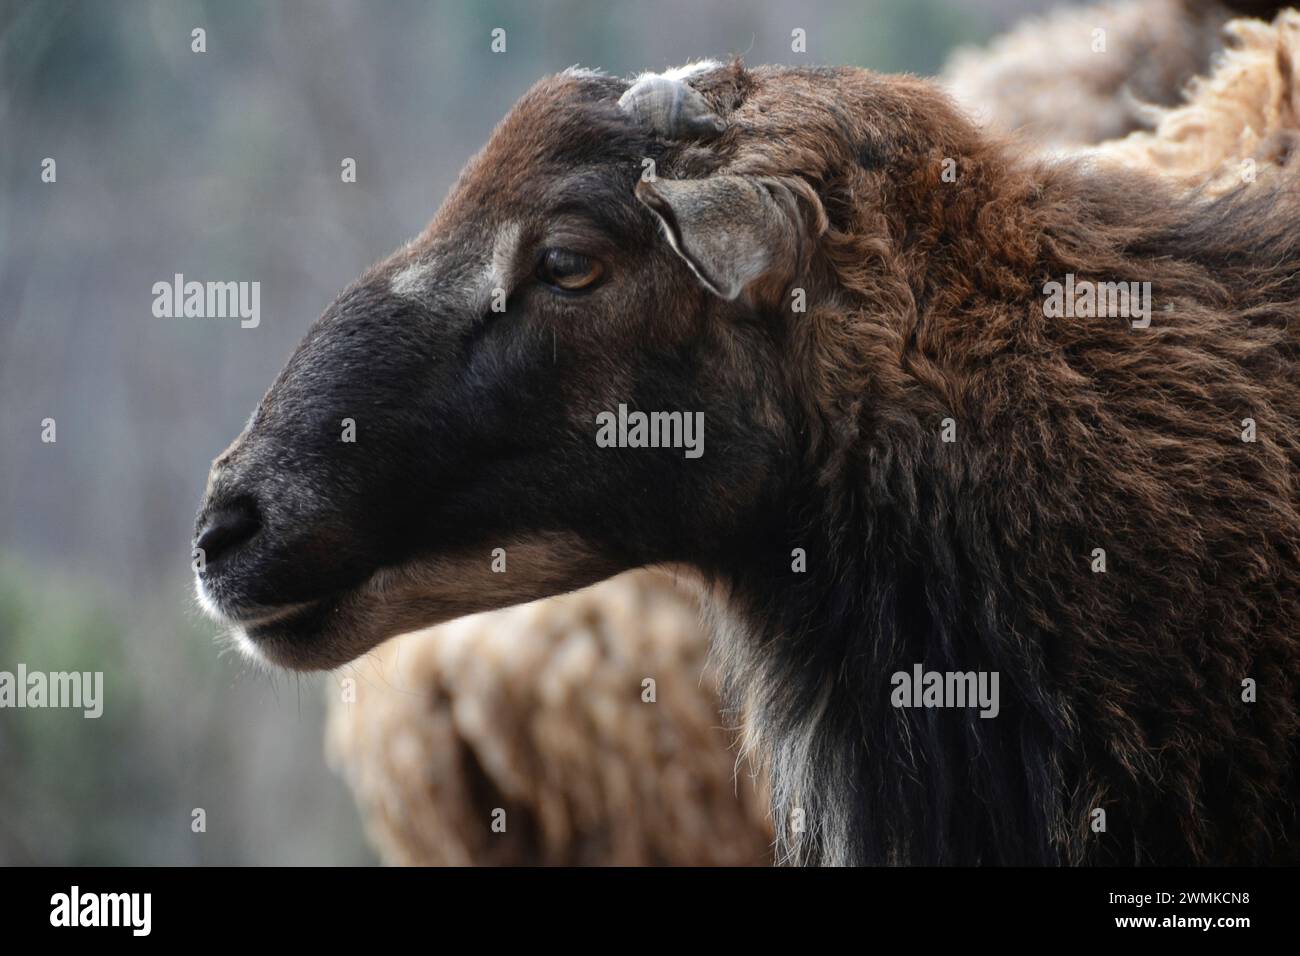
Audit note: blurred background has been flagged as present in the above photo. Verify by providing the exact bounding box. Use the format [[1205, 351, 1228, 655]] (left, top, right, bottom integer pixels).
[[0, 0, 1058, 864]]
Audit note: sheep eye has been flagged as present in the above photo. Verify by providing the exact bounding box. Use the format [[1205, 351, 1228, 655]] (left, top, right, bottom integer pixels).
[[537, 249, 604, 291]]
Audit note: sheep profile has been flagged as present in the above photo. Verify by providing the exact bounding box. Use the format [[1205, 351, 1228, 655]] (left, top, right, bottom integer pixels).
[[196, 53, 1300, 866]]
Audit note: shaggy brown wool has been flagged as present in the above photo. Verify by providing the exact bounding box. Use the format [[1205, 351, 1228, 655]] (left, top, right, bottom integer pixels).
[[668, 60, 1300, 864]]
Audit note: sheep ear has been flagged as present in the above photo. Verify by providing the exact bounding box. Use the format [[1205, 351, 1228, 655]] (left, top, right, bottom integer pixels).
[[635, 175, 824, 301]]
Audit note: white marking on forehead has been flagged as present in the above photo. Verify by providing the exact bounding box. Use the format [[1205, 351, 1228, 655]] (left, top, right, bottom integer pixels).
[[390, 255, 440, 298], [462, 220, 523, 314], [630, 59, 721, 85], [390, 222, 523, 311], [489, 221, 523, 291]]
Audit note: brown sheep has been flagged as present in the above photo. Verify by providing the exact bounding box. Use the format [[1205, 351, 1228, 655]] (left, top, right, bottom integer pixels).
[[197, 49, 1300, 866], [326, 12, 1300, 868]]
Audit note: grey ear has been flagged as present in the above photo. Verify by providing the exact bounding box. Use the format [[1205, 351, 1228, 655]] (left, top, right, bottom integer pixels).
[[635, 175, 824, 300]]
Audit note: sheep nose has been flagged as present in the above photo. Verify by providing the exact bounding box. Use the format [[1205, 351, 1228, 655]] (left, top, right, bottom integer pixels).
[[195, 497, 261, 566]]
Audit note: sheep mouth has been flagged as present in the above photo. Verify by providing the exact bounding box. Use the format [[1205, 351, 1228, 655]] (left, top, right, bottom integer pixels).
[[220, 588, 381, 672], [195, 571, 328, 628], [214, 532, 631, 672], [226, 598, 324, 630], [195, 572, 362, 669], [239, 596, 339, 655], [239, 597, 331, 634]]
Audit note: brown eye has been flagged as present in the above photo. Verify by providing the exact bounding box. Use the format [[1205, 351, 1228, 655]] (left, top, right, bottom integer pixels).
[[537, 249, 604, 291]]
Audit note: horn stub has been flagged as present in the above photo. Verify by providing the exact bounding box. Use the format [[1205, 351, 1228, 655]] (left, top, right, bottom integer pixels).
[[618, 74, 725, 139]]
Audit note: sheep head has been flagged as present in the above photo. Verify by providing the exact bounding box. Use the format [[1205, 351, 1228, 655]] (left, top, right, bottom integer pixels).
[[191, 61, 964, 669]]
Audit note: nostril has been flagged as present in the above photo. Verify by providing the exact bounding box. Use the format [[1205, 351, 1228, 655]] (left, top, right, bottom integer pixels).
[[195, 497, 261, 567]]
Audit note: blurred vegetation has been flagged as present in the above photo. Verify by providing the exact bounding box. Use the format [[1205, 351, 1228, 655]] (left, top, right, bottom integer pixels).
[[0, 0, 1053, 863], [0, 555, 374, 864]]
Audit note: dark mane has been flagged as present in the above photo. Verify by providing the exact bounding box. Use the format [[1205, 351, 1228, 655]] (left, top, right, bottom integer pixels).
[[705, 67, 1300, 864]]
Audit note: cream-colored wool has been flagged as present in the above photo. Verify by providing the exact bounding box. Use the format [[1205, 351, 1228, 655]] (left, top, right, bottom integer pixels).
[[1083, 10, 1300, 194], [942, 0, 1236, 148], [326, 569, 772, 865]]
